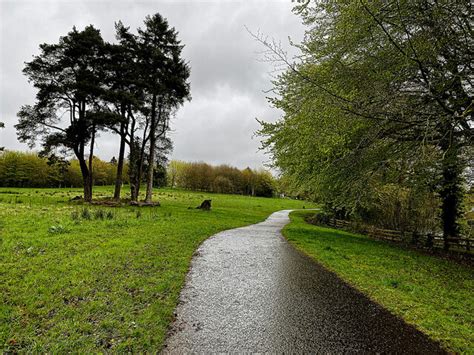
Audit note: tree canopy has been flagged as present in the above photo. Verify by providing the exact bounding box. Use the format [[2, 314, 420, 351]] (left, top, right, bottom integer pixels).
[[16, 13, 190, 203], [259, 0, 473, 246]]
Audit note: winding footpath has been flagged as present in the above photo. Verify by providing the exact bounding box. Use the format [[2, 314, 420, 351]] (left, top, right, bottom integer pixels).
[[163, 210, 444, 353]]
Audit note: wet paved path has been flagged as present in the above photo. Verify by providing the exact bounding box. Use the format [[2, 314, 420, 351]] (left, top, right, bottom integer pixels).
[[163, 210, 444, 353]]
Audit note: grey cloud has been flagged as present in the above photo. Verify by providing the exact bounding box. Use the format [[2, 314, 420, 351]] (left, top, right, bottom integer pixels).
[[0, 0, 304, 169]]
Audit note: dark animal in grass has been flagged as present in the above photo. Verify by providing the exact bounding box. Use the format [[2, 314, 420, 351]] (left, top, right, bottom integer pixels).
[[71, 195, 82, 201], [197, 200, 211, 211]]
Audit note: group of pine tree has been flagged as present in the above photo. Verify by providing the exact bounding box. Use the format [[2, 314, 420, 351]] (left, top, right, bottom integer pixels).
[[259, 1, 473, 248], [16, 13, 189, 204]]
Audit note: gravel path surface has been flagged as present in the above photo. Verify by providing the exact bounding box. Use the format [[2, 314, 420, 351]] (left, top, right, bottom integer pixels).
[[163, 210, 444, 353]]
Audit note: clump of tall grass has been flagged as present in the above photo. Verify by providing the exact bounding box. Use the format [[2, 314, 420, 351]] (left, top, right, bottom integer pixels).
[[71, 210, 80, 222], [48, 225, 69, 234], [94, 209, 105, 220], [71, 208, 115, 221], [81, 207, 91, 220]]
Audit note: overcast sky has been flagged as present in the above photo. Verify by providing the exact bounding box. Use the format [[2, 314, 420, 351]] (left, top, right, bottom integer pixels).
[[0, 0, 305, 169]]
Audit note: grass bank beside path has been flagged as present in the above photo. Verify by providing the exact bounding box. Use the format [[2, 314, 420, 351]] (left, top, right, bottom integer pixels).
[[283, 210, 474, 353], [0, 187, 312, 352]]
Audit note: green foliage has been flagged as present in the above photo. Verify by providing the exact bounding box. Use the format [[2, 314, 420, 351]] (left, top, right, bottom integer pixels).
[[16, 25, 107, 201], [284, 211, 473, 353], [153, 164, 168, 188], [48, 225, 69, 234], [16, 13, 191, 203], [359, 184, 440, 233], [0, 186, 311, 352], [70, 210, 80, 222], [166, 160, 276, 197], [259, 1, 473, 238], [81, 207, 92, 220], [93, 209, 105, 220], [105, 210, 114, 220], [0, 151, 126, 188], [0, 151, 50, 187], [0, 122, 4, 151]]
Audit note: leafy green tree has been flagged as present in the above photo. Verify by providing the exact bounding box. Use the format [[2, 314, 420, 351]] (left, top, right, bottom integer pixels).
[[167, 160, 187, 188], [242, 167, 256, 196], [0, 151, 49, 187], [45, 153, 70, 188], [153, 164, 168, 188], [214, 165, 244, 194], [16, 26, 106, 201], [212, 175, 234, 194], [254, 169, 275, 197], [259, 0, 473, 247], [168, 161, 276, 196]]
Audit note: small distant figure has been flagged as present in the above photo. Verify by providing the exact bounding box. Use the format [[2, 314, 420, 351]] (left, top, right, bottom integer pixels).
[[197, 200, 212, 211], [71, 195, 82, 201]]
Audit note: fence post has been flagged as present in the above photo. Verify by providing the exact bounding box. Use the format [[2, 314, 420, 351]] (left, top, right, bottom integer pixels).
[[425, 233, 434, 248]]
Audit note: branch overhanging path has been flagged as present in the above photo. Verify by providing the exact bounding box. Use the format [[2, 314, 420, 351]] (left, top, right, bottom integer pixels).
[[162, 210, 444, 353]]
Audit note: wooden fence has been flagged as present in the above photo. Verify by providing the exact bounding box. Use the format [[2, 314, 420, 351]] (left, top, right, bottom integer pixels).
[[326, 218, 472, 252]]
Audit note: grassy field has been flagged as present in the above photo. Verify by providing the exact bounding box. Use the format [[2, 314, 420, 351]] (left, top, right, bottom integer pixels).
[[0, 186, 311, 352], [283, 211, 474, 353]]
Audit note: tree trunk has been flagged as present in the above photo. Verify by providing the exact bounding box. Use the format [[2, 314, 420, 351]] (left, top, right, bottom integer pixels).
[[136, 148, 145, 198], [128, 115, 139, 202], [87, 124, 95, 202], [75, 103, 92, 202], [76, 145, 92, 202], [114, 121, 127, 200], [130, 147, 142, 202], [145, 94, 158, 203], [439, 131, 463, 251], [83, 174, 92, 202]]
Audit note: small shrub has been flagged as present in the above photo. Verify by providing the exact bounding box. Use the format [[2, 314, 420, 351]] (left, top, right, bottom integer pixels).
[[81, 208, 91, 220], [94, 209, 105, 220], [105, 210, 114, 220], [48, 225, 68, 234], [136, 210, 142, 219], [385, 279, 400, 288], [71, 210, 80, 221], [306, 212, 331, 226]]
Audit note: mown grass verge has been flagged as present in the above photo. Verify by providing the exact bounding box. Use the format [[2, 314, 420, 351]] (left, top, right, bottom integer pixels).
[[0, 186, 312, 352], [283, 210, 473, 353]]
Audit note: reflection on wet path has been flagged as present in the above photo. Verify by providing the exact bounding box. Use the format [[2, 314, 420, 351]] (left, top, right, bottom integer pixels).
[[163, 210, 444, 353]]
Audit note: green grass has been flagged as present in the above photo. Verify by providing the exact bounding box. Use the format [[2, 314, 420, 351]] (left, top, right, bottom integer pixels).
[[283, 211, 474, 353], [0, 186, 312, 352]]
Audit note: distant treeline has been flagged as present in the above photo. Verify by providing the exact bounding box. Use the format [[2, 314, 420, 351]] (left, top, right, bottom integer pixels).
[[167, 161, 275, 197], [0, 151, 276, 197], [0, 151, 123, 188]]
